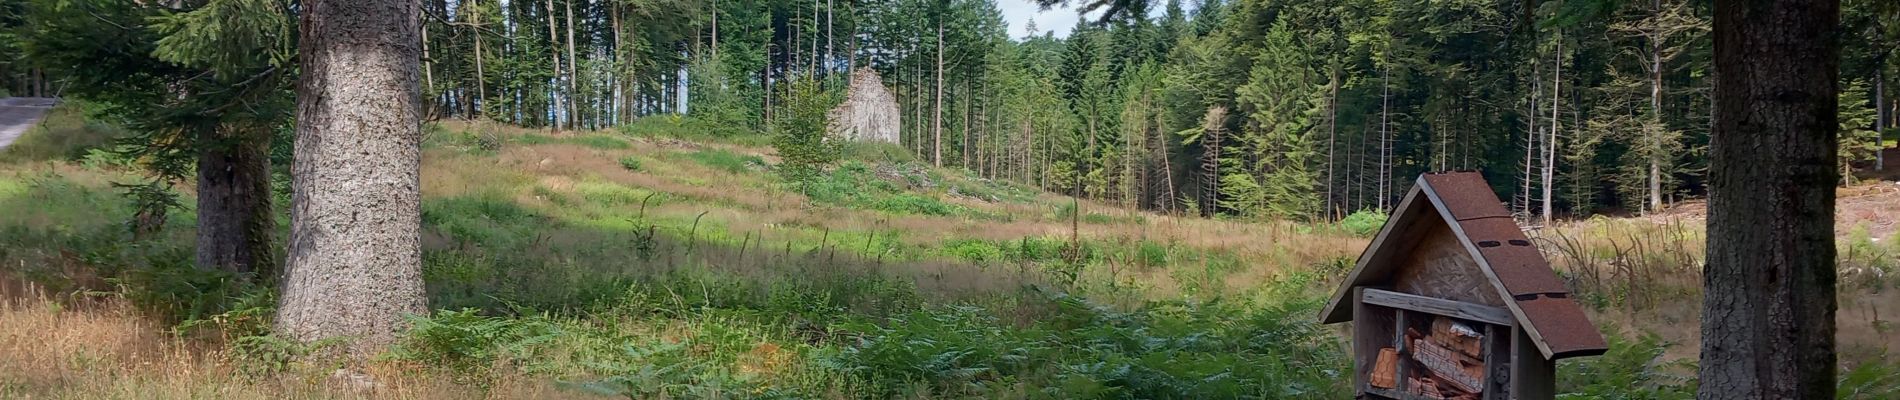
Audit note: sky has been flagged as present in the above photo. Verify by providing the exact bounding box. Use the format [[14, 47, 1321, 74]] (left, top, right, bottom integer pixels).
[[996, 0, 1094, 40], [996, 1, 1181, 40]]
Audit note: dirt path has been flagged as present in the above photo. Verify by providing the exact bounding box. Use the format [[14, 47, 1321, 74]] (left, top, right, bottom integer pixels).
[[0, 97, 58, 151]]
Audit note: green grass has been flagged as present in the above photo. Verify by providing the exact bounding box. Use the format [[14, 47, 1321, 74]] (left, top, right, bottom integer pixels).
[[681, 148, 767, 173], [798, 161, 964, 216], [514, 133, 632, 149]]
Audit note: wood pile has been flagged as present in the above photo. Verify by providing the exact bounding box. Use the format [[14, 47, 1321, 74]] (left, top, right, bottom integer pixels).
[[1373, 315, 1488, 399]]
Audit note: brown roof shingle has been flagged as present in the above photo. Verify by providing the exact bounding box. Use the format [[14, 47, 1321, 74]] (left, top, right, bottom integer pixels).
[[1321, 171, 1608, 360]]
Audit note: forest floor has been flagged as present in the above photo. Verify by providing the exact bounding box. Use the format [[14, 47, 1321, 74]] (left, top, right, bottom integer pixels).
[[1643, 179, 1900, 240], [1, 105, 1897, 398]]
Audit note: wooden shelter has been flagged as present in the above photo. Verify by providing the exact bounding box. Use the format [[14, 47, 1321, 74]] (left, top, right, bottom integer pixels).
[[1321, 172, 1606, 400]]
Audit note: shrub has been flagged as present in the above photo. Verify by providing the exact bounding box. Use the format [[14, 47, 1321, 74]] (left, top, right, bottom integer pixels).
[[617, 156, 643, 171], [771, 77, 843, 181], [945, 240, 1005, 263], [1336, 209, 1389, 237]]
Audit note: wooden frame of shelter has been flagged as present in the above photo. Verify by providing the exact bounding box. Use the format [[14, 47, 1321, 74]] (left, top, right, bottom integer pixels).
[[1320, 172, 1606, 400]]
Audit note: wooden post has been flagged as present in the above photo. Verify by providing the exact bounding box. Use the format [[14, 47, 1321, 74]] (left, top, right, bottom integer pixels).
[[1511, 325, 1554, 399], [1483, 324, 1511, 400], [1394, 308, 1411, 394]]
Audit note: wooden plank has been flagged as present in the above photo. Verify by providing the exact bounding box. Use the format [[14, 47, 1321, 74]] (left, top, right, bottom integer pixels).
[[1394, 309, 1412, 393], [1511, 325, 1555, 400], [1363, 288, 1515, 326], [1481, 324, 1510, 400], [1355, 288, 1395, 394]]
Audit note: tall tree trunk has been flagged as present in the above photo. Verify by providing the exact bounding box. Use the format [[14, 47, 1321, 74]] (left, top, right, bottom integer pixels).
[[564, 0, 578, 129], [195, 127, 274, 277], [962, 80, 971, 168], [1524, 61, 1540, 216], [1878, 66, 1887, 171], [1700, 0, 1839, 397], [933, 15, 944, 167], [1544, 35, 1561, 225], [421, 20, 435, 119], [825, 0, 833, 74], [545, 0, 563, 130], [1378, 64, 1391, 210], [279, 0, 428, 356], [1325, 66, 1338, 218], [473, 0, 487, 118], [1649, 0, 1667, 212]]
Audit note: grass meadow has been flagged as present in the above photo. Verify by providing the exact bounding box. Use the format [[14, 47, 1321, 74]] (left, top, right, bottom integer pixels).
[[1, 105, 1896, 398]]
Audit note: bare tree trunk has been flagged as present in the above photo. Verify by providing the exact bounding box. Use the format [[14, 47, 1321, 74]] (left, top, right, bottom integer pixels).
[[1878, 66, 1887, 171], [1378, 65, 1391, 210], [279, 0, 428, 356], [473, 0, 487, 118], [1699, 0, 1840, 397], [1325, 66, 1338, 218], [964, 81, 974, 168], [195, 127, 274, 277], [1543, 35, 1561, 225], [825, 0, 833, 74], [564, 0, 578, 129], [545, 0, 563, 130], [1523, 61, 1540, 216], [421, 20, 435, 119], [933, 15, 944, 167], [1649, 0, 1666, 212]]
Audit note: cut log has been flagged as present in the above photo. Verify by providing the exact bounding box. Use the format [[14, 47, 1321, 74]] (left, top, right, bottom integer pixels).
[[1412, 339, 1484, 393], [1372, 347, 1400, 389], [1431, 317, 1485, 358]]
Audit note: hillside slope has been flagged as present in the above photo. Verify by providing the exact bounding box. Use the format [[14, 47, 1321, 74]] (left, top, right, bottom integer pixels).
[[1, 110, 1895, 398]]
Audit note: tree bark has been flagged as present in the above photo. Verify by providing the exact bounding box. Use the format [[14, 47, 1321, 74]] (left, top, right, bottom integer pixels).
[[1878, 67, 1887, 171], [1650, 0, 1666, 212], [195, 127, 274, 277], [933, 14, 945, 167], [1378, 64, 1390, 210], [1699, 0, 1839, 398], [1544, 35, 1560, 225], [545, 0, 564, 130], [564, 0, 579, 129], [1325, 66, 1338, 218], [278, 0, 429, 356], [472, 0, 487, 118]]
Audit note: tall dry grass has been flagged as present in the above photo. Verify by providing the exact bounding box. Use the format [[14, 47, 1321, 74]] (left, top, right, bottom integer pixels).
[[0, 283, 582, 399], [1538, 216, 1898, 363]]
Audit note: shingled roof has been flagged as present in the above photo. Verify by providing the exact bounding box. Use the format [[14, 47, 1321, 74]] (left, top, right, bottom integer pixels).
[[1320, 171, 1608, 360]]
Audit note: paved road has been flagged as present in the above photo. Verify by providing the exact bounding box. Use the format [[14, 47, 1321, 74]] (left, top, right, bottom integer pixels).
[[0, 97, 59, 151]]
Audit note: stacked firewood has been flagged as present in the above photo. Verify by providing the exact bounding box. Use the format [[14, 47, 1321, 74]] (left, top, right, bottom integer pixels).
[[1370, 316, 1487, 399]]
